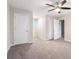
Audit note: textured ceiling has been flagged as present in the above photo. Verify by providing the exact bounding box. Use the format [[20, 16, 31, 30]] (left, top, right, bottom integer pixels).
[[8, 0, 71, 17]]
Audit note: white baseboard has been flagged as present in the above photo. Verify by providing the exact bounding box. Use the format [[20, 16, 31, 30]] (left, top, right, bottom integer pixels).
[[65, 40, 71, 42], [11, 41, 33, 46]]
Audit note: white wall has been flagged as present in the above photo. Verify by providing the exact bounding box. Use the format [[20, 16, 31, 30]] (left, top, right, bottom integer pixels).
[[37, 15, 62, 40], [57, 14, 71, 42], [10, 7, 14, 45], [7, 4, 14, 52], [7, 4, 11, 51], [7, 6, 33, 50], [46, 15, 61, 40], [46, 15, 54, 40], [37, 16, 47, 40], [64, 14, 71, 41]]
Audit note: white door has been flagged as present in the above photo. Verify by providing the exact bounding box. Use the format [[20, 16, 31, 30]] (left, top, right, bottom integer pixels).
[[14, 13, 31, 45], [54, 20, 61, 40]]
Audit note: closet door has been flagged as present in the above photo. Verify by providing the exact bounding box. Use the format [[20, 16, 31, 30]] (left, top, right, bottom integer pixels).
[[54, 20, 61, 40], [14, 12, 32, 45]]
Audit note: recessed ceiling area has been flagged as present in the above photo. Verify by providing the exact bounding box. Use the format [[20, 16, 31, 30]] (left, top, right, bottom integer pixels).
[[8, 0, 71, 17]]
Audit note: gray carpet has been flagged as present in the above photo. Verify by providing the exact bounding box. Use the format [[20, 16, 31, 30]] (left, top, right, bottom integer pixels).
[[7, 40, 71, 59]]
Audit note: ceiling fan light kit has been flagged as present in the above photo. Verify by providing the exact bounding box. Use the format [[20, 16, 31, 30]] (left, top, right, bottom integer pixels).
[[55, 8, 60, 12]]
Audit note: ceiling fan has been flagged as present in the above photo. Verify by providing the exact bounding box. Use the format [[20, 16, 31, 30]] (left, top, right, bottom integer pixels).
[[46, 0, 71, 13]]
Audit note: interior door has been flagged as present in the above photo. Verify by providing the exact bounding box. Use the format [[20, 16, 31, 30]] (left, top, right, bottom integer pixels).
[[14, 13, 30, 45], [54, 19, 61, 40]]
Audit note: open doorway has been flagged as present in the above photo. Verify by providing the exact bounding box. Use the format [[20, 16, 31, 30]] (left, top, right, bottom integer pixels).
[[33, 18, 38, 39], [61, 20, 64, 38]]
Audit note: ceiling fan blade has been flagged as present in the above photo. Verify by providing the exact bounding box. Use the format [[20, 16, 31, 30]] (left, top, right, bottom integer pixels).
[[46, 4, 55, 7], [61, 0, 67, 6], [60, 7, 71, 9], [48, 9, 55, 12]]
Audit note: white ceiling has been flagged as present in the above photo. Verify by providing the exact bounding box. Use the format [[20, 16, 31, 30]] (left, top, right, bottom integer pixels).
[[8, 0, 71, 18], [8, 0, 51, 11]]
